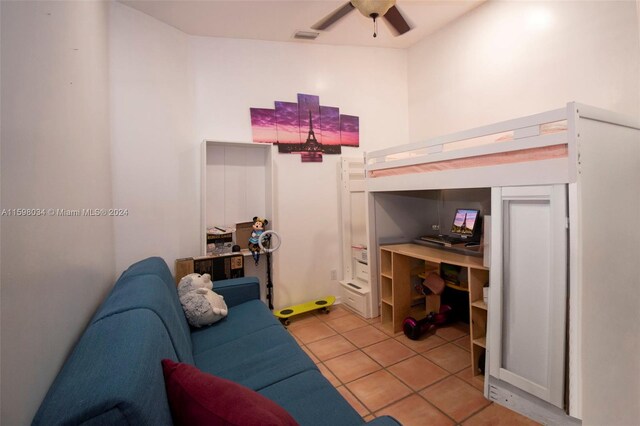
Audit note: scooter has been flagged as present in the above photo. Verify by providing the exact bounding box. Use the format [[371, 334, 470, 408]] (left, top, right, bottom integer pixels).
[[402, 305, 453, 340]]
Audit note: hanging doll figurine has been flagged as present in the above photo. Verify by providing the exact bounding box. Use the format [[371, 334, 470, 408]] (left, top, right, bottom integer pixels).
[[248, 216, 268, 265]]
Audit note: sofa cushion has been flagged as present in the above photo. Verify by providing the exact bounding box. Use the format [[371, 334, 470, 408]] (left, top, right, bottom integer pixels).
[[162, 359, 299, 426], [259, 370, 365, 426], [33, 310, 176, 426], [118, 256, 175, 289], [191, 299, 281, 354], [212, 276, 261, 308], [92, 274, 194, 364], [194, 325, 317, 391], [117, 257, 191, 340]]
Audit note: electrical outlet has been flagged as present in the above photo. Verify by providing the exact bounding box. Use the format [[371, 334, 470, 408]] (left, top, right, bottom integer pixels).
[[432, 224, 440, 231], [330, 269, 337, 281]]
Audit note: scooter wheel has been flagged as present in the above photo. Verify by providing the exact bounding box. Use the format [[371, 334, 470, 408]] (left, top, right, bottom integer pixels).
[[402, 317, 421, 340]]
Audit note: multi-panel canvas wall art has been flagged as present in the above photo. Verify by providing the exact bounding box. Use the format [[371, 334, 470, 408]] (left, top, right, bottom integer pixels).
[[250, 93, 360, 163], [249, 108, 277, 144]]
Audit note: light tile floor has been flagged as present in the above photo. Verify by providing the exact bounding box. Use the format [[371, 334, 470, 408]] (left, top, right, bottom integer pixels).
[[287, 305, 541, 426]]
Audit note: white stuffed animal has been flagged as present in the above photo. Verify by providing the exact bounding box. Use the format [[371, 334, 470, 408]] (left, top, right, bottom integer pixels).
[[177, 273, 228, 327]]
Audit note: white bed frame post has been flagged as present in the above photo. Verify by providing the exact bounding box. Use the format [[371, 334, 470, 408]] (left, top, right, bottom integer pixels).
[[572, 104, 640, 425], [365, 189, 379, 318], [340, 156, 377, 318], [566, 102, 582, 419]]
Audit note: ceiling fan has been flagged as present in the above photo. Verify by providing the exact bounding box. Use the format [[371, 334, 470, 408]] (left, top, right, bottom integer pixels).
[[312, 0, 411, 38]]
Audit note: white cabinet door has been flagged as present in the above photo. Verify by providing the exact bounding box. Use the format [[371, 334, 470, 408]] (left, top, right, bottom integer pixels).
[[489, 185, 567, 408]]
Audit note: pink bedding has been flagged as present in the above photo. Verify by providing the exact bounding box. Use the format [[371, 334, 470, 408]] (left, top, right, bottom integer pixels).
[[368, 144, 568, 178]]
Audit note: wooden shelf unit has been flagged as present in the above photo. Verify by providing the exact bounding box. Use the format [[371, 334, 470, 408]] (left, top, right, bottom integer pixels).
[[379, 243, 489, 376], [468, 266, 489, 376]]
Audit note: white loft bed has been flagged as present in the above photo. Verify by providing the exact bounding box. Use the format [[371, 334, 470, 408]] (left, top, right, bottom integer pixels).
[[363, 102, 640, 424], [365, 105, 579, 192]]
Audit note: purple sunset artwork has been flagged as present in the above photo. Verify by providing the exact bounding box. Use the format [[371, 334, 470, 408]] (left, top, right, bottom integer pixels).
[[297, 94, 321, 144], [250, 93, 359, 162], [275, 101, 300, 145], [249, 108, 277, 144], [340, 115, 360, 147], [320, 106, 341, 147]]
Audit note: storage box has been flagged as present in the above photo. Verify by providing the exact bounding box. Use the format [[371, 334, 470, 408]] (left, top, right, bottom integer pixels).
[[235, 221, 254, 250], [206, 231, 233, 255]]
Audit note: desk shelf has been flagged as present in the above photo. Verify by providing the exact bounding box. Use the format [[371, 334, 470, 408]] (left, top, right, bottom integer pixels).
[[380, 243, 489, 377], [380, 301, 394, 332], [412, 294, 426, 302], [473, 336, 487, 348], [471, 300, 487, 310], [446, 282, 469, 293]]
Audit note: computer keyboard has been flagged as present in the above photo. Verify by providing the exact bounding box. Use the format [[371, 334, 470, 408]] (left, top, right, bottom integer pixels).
[[419, 235, 466, 246]]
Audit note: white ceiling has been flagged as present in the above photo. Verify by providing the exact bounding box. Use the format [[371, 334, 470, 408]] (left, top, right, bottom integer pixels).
[[118, 0, 485, 49]]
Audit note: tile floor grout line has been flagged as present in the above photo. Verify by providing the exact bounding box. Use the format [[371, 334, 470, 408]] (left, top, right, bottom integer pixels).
[[286, 306, 539, 425], [338, 381, 374, 418], [379, 361, 478, 424], [386, 365, 453, 394], [319, 349, 379, 418], [456, 400, 495, 424], [329, 347, 402, 416], [338, 346, 459, 422], [389, 388, 460, 425], [332, 379, 372, 417]]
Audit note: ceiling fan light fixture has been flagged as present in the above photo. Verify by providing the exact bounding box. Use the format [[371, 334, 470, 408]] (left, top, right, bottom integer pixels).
[[294, 30, 320, 40], [311, 0, 410, 38], [350, 0, 396, 19]]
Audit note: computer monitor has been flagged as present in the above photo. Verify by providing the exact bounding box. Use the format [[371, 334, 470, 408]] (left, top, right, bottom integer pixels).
[[450, 209, 480, 238]]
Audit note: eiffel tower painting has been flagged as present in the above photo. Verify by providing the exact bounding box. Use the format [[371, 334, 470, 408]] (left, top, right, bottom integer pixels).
[[250, 93, 359, 163], [302, 110, 321, 152], [300, 110, 323, 162]]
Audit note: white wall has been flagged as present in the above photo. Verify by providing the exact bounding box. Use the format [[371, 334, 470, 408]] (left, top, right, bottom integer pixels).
[[110, 2, 198, 275], [109, 4, 408, 308], [407, 1, 639, 424], [0, 2, 114, 425], [408, 0, 640, 141], [190, 37, 409, 307]]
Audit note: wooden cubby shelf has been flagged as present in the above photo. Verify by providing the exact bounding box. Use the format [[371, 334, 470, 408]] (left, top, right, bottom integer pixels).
[[473, 337, 487, 348], [471, 300, 487, 310], [380, 243, 489, 377]]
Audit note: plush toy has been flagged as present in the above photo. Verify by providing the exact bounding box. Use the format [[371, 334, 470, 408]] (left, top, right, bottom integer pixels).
[[177, 273, 228, 328], [248, 216, 268, 265]]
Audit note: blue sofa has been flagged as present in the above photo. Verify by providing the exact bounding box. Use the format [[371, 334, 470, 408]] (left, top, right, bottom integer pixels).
[[33, 257, 401, 425]]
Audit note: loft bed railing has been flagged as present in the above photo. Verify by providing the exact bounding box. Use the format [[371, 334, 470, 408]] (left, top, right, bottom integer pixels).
[[366, 107, 570, 179]]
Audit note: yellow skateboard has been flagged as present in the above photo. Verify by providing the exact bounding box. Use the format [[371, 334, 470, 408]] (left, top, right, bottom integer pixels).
[[274, 296, 336, 326]]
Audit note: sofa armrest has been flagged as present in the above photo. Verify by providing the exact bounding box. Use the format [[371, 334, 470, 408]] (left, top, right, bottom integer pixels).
[[365, 416, 402, 426], [213, 276, 260, 308]]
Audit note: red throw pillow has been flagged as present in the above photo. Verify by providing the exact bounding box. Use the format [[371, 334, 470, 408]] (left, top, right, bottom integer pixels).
[[161, 359, 299, 426]]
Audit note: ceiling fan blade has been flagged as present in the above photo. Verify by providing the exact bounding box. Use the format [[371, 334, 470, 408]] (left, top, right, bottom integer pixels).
[[384, 5, 411, 35], [311, 2, 355, 31]]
